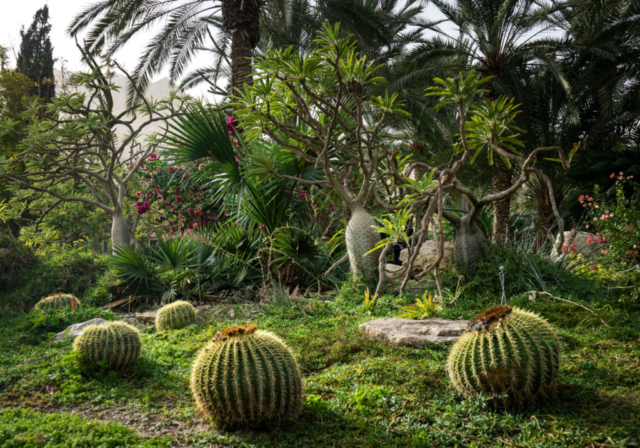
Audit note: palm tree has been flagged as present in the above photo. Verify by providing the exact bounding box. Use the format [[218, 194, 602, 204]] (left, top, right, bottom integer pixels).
[[69, 0, 425, 103], [395, 0, 564, 243]]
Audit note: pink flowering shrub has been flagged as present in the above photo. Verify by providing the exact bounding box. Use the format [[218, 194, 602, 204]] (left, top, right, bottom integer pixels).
[[583, 172, 640, 263], [135, 154, 220, 233]]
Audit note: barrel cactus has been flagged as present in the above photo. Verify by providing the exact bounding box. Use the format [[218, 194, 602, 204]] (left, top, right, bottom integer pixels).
[[156, 300, 196, 330], [73, 322, 142, 372], [35, 293, 80, 310], [190, 324, 303, 428], [447, 305, 561, 406]]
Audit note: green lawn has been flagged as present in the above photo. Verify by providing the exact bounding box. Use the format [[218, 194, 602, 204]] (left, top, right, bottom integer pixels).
[[0, 285, 638, 447]]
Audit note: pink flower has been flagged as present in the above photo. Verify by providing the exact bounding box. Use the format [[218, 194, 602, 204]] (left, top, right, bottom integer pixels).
[[593, 217, 598, 221], [585, 225, 589, 229], [136, 192, 142, 197], [176, 197, 182, 203], [148, 154, 158, 161], [579, 195, 585, 201]]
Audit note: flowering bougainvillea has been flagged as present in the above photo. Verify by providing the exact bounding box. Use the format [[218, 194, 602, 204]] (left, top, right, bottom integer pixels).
[[583, 173, 639, 263], [135, 154, 220, 233]]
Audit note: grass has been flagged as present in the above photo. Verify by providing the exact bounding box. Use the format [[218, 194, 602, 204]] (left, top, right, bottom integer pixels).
[[0, 272, 639, 447]]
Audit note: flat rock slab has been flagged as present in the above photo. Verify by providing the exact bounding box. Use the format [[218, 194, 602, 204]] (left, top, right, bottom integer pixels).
[[359, 317, 468, 346], [136, 311, 158, 324], [53, 318, 110, 342]]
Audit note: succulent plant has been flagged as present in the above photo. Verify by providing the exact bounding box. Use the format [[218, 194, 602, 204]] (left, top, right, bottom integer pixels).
[[73, 321, 142, 372], [35, 293, 80, 310], [190, 324, 303, 428], [447, 305, 561, 405], [156, 300, 196, 330]]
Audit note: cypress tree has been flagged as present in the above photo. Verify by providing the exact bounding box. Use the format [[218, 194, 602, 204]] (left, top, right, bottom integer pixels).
[[16, 5, 55, 103]]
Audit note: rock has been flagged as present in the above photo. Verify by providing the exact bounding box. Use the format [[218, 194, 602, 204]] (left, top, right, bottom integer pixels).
[[359, 317, 468, 346], [135, 311, 158, 324], [53, 318, 109, 342], [384, 263, 404, 274], [399, 241, 455, 273], [550, 231, 602, 260]]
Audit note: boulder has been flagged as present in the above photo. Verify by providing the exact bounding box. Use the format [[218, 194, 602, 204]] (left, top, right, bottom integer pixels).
[[53, 318, 109, 342], [384, 263, 404, 274], [399, 241, 455, 273], [359, 317, 468, 346], [135, 310, 158, 324], [550, 231, 602, 260]]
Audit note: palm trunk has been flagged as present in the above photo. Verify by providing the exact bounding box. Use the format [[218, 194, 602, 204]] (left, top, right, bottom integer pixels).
[[454, 215, 487, 277], [492, 157, 512, 245], [345, 204, 380, 280], [222, 0, 262, 96], [110, 209, 130, 252], [534, 201, 552, 252]]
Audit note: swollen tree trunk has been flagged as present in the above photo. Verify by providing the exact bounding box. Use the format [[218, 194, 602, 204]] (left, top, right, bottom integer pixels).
[[222, 0, 262, 96], [345, 204, 380, 280], [454, 215, 488, 277], [110, 209, 130, 252], [492, 157, 512, 245]]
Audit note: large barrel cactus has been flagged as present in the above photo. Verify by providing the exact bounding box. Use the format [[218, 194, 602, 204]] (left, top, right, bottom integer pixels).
[[73, 322, 142, 372], [447, 305, 561, 405], [156, 300, 196, 330], [190, 324, 303, 428], [35, 293, 80, 310]]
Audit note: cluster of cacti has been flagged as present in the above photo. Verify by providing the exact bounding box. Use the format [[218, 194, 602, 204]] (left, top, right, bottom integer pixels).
[[190, 324, 303, 428], [35, 293, 80, 310], [447, 305, 561, 405], [156, 300, 196, 330], [73, 322, 142, 372]]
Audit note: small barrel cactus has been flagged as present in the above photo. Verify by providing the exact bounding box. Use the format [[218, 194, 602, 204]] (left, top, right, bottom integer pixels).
[[156, 300, 196, 330], [447, 305, 561, 405], [35, 293, 80, 310], [190, 324, 303, 428], [73, 322, 142, 372]]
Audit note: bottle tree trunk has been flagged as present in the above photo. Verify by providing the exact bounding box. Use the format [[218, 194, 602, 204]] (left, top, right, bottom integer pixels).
[[345, 204, 380, 280], [454, 215, 488, 277], [222, 0, 262, 96], [110, 209, 131, 253], [534, 199, 552, 252], [492, 157, 512, 245]]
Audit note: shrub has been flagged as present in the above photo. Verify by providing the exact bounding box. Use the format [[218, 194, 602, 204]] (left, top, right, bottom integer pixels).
[[73, 321, 142, 372], [447, 305, 561, 406], [155, 300, 196, 330], [190, 324, 303, 428], [34, 293, 80, 310]]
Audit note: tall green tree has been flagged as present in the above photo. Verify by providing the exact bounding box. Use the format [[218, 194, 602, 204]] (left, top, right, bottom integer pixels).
[[16, 5, 55, 104]]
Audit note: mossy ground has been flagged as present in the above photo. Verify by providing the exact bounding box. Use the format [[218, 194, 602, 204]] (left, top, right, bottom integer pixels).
[[0, 275, 638, 447]]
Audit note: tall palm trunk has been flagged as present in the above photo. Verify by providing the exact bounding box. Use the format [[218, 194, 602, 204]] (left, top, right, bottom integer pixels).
[[222, 0, 262, 95], [345, 203, 380, 280], [492, 157, 512, 245]]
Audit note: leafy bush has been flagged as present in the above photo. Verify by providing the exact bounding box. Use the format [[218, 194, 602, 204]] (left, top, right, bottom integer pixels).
[[0, 407, 170, 447]]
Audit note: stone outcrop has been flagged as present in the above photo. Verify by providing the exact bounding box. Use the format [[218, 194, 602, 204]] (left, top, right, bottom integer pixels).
[[359, 317, 468, 346], [53, 318, 109, 342], [399, 241, 455, 273]]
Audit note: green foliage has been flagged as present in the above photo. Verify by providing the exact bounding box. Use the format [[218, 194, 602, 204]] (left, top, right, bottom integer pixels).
[[396, 291, 442, 319], [34, 293, 80, 310], [155, 300, 196, 331], [0, 407, 170, 447], [73, 322, 142, 373], [190, 324, 303, 428], [447, 306, 561, 406]]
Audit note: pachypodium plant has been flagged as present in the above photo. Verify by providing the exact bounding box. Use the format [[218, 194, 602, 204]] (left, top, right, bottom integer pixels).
[[582, 173, 639, 263], [233, 23, 410, 280], [73, 321, 142, 372], [190, 324, 303, 428], [35, 293, 80, 310], [447, 305, 561, 406], [155, 300, 196, 330]]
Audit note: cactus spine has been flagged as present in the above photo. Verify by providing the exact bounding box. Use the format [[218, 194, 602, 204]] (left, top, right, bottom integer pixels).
[[447, 305, 561, 405], [190, 324, 303, 428], [156, 300, 196, 330], [73, 322, 142, 372], [35, 293, 80, 310]]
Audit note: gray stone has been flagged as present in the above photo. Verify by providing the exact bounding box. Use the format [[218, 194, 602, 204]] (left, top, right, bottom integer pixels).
[[53, 318, 109, 342], [399, 241, 456, 273], [135, 310, 158, 324], [359, 317, 468, 346]]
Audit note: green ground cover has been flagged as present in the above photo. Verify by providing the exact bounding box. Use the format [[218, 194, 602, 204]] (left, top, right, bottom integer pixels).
[[1, 271, 638, 447]]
